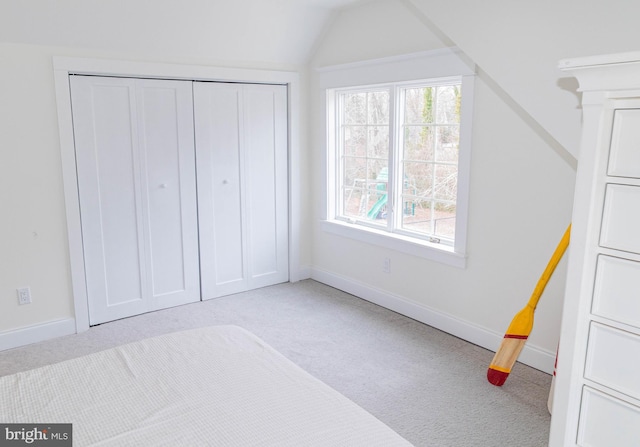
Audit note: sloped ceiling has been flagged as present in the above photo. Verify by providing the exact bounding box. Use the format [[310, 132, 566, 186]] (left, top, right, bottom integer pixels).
[[403, 0, 640, 160]]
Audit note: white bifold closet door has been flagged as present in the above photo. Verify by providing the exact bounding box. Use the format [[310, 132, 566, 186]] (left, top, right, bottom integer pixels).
[[194, 82, 289, 299], [70, 76, 200, 325]]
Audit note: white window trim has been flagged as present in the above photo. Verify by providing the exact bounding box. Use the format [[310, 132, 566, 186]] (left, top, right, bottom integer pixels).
[[317, 49, 475, 268]]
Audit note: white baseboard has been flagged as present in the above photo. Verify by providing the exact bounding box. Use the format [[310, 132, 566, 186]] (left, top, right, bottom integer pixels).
[[294, 265, 312, 281], [311, 268, 555, 374], [0, 318, 76, 352]]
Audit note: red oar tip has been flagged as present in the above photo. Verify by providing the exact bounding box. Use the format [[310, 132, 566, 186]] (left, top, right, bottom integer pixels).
[[487, 367, 509, 386]]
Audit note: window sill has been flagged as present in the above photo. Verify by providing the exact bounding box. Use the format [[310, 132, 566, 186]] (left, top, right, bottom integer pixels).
[[320, 220, 467, 268]]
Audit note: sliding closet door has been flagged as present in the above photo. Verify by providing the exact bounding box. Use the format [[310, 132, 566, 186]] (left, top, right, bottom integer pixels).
[[71, 76, 200, 325], [194, 82, 289, 299]]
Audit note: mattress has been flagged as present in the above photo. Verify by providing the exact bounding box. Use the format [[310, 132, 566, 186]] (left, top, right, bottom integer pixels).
[[0, 325, 412, 446]]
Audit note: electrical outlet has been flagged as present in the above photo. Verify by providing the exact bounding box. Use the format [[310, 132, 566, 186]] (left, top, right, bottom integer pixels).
[[17, 287, 31, 305], [383, 257, 391, 274]]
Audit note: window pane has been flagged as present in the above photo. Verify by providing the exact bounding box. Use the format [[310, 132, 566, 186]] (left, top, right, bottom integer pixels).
[[342, 187, 362, 219], [401, 199, 433, 233], [342, 156, 366, 191], [368, 91, 390, 124], [368, 126, 389, 159], [400, 84, 460, 242], [342, 186, 389, 225], [434, 164, 457, 201], [403, 125, 434, 162], [404, 87, 435, 124], [401, 199, 456, 240], [436, 85, 460, 124], [343, 126, 367, 156], [365, 161, 388, 224], [403, 161, 433, 198], [338, 88, 390, 225], [434, 203, 456, 239], [435, 125, 459, 162], [369, 161, 388, 184], [340, 156, 389, 225], [343, 93, 366, 124], [364, 190, 388, 223]]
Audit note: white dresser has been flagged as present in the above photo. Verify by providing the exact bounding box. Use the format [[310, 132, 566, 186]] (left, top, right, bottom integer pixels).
[[550, 52, 640, 446]]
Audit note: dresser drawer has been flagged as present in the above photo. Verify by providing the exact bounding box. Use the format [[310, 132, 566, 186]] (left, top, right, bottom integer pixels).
[[585, 323, 640, 400], [600, 184, 640, 254], [608, 108, 640, 178], [578, 387, 640, 447], [592, 255, 640, 329]]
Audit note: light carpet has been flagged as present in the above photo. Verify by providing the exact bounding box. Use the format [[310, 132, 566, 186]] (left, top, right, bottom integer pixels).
[[0, 280, 551, 446]]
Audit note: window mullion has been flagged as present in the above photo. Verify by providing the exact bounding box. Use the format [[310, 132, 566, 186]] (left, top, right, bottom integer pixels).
[[335, 94, 343, 220], [387, 86, 399, 232]]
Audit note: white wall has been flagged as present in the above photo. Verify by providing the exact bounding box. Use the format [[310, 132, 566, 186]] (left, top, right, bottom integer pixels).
[[0, 43, 76, 332], [309, 0, 575, 372], [0, 0, 332, 338], [311, 0, 446, 66]]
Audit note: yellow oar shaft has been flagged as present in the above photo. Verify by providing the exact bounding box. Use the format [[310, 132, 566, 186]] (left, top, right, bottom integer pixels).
[[526, 224, 571, 311]]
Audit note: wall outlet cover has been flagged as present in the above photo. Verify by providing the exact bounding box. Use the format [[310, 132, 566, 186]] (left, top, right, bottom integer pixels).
[[17, 287, 31, 305]]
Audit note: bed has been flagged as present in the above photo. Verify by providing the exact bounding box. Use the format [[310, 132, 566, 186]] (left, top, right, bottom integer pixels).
[[0, 325, 412, 446]]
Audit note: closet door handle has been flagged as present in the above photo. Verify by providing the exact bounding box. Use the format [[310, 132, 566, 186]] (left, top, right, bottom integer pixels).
[[160, 183, 167, 189]]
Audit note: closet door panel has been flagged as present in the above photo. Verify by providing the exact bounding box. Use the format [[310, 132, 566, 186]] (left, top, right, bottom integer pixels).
[[244, 85, 289, 287], [208, 94, 244, 287], [194, 83, 246, 298], [195, 82, 288, 299], [71, 76, 199, 325], [136, 80, 200, 309], [71, 76, 147, 324]]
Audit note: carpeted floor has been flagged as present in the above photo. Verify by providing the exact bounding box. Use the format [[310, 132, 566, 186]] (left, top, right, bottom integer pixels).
[[0, 280, 552, 446]]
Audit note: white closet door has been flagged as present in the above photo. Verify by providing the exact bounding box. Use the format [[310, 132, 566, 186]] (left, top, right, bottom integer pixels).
[[194, 82, 289, 299], [71, 76, 200, 325]]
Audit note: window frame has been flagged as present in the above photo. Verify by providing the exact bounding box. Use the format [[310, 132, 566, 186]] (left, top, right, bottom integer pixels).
[[318, 50, 476, 268], [333, 78, 464, 247]]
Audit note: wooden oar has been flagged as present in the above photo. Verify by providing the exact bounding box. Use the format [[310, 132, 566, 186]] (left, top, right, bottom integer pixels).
[[487, 224, 571, 386]]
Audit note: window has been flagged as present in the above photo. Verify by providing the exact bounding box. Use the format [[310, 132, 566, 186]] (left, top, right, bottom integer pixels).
[[328, 77, 470, 251]]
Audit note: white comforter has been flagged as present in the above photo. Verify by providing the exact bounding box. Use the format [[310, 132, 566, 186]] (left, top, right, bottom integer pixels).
[[0, 326, 412, 446]]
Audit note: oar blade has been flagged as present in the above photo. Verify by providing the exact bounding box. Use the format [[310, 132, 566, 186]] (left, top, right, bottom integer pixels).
[[487, 306, 534, 386], [487, 335, 528, 386]]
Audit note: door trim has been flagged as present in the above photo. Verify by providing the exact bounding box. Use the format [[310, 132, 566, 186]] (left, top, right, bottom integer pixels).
[[53, 57, 302, 333]]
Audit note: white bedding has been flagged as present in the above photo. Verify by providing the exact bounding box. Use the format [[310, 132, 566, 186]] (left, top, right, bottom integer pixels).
[[0, 326, 412, 446]]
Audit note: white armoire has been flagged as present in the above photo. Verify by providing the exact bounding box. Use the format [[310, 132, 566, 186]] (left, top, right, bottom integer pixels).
[[549, 52, 640, 446], [70, 76, 288, 325]]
